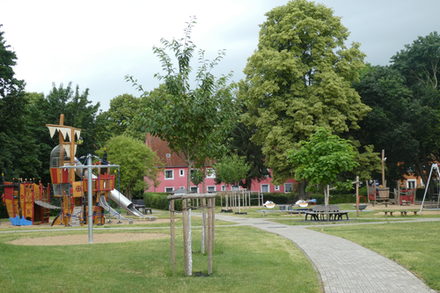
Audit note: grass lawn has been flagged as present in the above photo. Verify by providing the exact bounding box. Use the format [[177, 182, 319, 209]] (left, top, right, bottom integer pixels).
[[312, 221, 440, 291], [0, 225, 320, 293]]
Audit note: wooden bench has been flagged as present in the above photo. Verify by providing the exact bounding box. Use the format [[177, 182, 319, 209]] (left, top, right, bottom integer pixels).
[[132, 199, 152, 214], [384, 210, 418, 216], [304, 205, 349, 221]]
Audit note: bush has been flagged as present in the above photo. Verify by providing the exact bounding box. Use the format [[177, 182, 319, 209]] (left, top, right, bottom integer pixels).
[[309, 192, 357, 204], [144, 192, 182, 211], [257, 192, 297, 204]]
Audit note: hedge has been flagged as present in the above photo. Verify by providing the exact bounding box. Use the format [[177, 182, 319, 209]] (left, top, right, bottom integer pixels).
[[256, 192, 297, 204], [144, 192, 182, 211]]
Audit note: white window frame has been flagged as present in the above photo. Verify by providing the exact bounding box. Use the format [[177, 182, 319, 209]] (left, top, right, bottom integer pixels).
[[165, 187, 174, 193], [207, 185, 216, 193], [274, 185, 280, 191], [406, 179, 417, 189], [261, 184, 270, 193], [206, 168, 216, 179], [284, 183, 293, 193], [179, 169, 185, 177], [164, 169, 174, 180], [190, 186, 199, 193]]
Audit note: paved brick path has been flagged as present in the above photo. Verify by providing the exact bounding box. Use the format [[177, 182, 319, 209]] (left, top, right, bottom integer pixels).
[[216, 214, 436, 293]]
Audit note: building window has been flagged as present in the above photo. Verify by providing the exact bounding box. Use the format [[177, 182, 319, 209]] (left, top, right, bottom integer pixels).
[[232, 185, 240, 191], [164, 169, 174, 180], [284, 183, 293, 193], [261, 184, 269, 193], [165, 187, 174, 193], [274, 185, 280, 191], [190, 186, 199, 193], [179, 169, 184, 177], [221, 185, 226, 191], [407, 179, 416, 189], [207, 186, 216, 193], [206, 168, 216, 179]]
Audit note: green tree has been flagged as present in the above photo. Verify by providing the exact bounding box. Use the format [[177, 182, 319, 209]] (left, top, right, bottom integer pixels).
[[392, 31, 440, 91], [391, 32, 440, 183], [127, 19, 237, 191], [44, 83, 101, 154], [354, 32, 440, 186], [100, 135, 159, 199], [0, 26, 40, 179], [228, 121, 270, 189], [239, 0, 369, 184], [214, 154, 250, 187], [353, 65, 418, 184], [96, 94, 144, 143], [288, 128, 358, 206], [18, 84, 102, 182]]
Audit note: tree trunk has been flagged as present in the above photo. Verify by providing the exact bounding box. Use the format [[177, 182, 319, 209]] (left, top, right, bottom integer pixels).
[[298, 180, 307, 199], [324, 185, 330, 207], [324, 185, 330, 221], [187, 160, 193, 193]]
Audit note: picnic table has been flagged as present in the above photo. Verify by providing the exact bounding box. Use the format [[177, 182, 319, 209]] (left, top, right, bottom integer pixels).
[[304, 205, 349, 221]]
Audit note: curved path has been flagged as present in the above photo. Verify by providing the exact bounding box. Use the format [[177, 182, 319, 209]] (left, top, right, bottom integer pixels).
[[215, 214, 437, 293]]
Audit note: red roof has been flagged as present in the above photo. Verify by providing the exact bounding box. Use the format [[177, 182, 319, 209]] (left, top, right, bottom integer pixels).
[[145, 134, 187, 167]]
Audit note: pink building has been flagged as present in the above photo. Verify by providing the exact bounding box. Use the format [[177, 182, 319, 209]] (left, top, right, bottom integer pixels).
[[145, 134, 297, 193]]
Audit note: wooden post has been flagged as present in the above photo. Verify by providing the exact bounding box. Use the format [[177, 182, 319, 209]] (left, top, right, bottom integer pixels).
[[381, 149, 386, 187], [355, 176, 360, 217], [397, 181, 401, 205], [201, 198, 206, 254], [211, 197, 215, 251], [170, 199, 176, 271], [238, 191, 241, 213], [207, 197, 212, 274], [182, 199, 192, 276], [207, 197, 215, 275]]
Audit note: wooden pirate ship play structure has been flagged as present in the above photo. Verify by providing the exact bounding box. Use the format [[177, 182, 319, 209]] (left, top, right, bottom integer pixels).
[[1, 179, 52, 225], [2, 114, 148, 226]]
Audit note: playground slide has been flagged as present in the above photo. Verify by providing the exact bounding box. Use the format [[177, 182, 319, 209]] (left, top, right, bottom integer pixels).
[[98, 196, 129, 221], [73, 158, 147, 218], [108, 189, 145, 218]]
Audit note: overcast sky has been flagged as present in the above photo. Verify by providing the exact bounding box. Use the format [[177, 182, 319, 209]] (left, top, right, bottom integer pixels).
[[1, 0, 439, 110]]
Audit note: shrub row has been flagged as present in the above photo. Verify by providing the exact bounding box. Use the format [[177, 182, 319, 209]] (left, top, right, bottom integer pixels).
[[144, 192, 182, 211], [256, 192, 297, 204]]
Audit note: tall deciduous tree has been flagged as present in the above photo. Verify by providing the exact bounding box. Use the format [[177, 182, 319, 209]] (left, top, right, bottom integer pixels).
[[353, 65, 417, 184], [96, 94, 144, 143], [0, 26, 40, 179], [239, 0, 369, 184], [214, 154, 250, 187], [288, 128, 358, 206], [355, 32, 440, 185], [100, 135, 158, 199], [127, 19, 237, 191], [23, 84, 102, 182], [228, 122, 269, 189]]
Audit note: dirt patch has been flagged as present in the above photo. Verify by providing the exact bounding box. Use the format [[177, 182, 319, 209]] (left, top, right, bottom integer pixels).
[[0, 218, 172, 229], [7, 232, 168, 246]]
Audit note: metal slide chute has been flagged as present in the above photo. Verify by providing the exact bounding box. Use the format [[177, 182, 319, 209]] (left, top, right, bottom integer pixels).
[[73, 157, 152, 219], [98, 196, 130, 221]]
